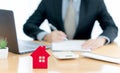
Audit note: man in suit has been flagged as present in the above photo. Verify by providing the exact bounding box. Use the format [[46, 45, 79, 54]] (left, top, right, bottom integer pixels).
[[23, 0, 118, 49]]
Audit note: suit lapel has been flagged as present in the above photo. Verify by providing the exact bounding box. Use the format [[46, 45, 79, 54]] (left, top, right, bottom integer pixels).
[[75, 0, 86, 36], [54, 0, 65, 32]]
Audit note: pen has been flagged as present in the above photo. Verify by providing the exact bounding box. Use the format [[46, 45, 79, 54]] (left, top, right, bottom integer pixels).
[[49, 24, 68, 40], [49, 24, 57, 30]]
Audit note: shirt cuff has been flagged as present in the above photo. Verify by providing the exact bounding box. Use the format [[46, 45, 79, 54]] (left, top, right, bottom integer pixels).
[[98, 36, 110, 44], [37, 32, 48, 41]]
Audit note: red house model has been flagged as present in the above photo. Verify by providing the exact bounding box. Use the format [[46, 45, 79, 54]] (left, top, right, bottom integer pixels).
[[31, 46, 50, 69]]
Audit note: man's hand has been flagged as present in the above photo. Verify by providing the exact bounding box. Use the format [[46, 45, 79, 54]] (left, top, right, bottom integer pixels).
[[44, 30, 67, 43], [82, 37, 106, 50]]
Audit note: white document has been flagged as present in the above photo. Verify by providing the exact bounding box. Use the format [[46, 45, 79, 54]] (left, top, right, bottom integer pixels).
[[52, 40, 91, 52], [18, 56, 33, 73], [81, 52, 120, 64]]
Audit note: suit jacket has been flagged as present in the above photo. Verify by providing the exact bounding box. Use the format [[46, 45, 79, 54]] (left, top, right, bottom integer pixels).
[[23, 0, 118, 42]]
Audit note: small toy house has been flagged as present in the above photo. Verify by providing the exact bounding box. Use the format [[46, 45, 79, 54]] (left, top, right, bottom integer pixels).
[[31, 46, 50, 69]]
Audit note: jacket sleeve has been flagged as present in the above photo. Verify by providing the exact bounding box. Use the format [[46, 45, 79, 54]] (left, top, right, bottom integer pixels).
[[97, 0, 118, 42], [23, 0, 47, 40]]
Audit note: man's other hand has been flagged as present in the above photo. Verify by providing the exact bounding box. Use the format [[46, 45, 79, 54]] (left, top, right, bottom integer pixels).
[[82, 37, 106, 50]]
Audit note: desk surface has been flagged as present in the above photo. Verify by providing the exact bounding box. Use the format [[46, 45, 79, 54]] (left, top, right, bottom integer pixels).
[[1, 42, 120, 73]]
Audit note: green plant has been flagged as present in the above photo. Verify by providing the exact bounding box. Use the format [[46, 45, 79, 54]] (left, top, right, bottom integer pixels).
[[0, 38, 7, 49]]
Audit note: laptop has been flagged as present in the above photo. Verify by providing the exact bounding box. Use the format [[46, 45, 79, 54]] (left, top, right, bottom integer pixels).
[[0, 9, 51, 54]]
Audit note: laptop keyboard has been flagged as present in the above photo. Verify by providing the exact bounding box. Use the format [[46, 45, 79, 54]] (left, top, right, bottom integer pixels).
[[18, 40, 51, 53]]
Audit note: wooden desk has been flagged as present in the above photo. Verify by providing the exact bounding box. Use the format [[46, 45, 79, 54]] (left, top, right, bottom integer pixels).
[[1, 42, 120, 73]]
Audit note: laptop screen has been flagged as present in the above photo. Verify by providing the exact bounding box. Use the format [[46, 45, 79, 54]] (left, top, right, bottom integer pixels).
[[0, 9, 19, 53]]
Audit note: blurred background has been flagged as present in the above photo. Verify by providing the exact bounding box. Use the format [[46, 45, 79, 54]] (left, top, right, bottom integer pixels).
[[0, 0, 119, 43]]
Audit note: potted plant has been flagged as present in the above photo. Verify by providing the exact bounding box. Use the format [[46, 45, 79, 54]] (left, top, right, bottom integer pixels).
[[0, 38, 8, 59]]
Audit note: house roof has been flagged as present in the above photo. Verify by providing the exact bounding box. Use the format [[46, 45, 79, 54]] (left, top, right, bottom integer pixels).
[[31, 46, 50, 57]]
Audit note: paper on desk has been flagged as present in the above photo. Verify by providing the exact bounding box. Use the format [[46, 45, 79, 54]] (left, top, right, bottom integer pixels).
[[52, 40, 91, 52]]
